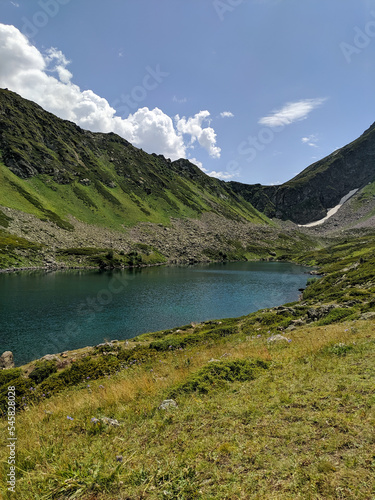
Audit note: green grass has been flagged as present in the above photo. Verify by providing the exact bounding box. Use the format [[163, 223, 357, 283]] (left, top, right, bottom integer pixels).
[[0, 229, 43, 268], [0, 320, 374, 499]]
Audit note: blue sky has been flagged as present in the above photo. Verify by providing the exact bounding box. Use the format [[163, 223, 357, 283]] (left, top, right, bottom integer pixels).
[[1, 0, 375, 184]]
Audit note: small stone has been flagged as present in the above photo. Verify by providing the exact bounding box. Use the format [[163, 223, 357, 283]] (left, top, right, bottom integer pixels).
[[158, 399, 178, 410], [360, 312, 375, 320], [100, 417, 120, 427]]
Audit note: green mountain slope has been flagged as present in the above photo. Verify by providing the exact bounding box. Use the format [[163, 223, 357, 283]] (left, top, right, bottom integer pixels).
[[0, 89, 268, 231]]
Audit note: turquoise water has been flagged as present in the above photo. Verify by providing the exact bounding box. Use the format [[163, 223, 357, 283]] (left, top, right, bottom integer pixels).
[[0, 261, 311, 365]]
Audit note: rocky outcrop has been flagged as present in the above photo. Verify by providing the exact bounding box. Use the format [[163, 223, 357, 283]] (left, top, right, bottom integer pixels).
[[229, 122, 375, 224], [0, 351, 15, 369]]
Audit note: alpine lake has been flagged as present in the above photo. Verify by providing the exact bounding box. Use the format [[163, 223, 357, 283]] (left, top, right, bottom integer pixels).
[[0, 261, 312, 365]]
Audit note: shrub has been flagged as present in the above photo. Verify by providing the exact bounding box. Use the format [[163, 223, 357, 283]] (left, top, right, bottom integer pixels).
[[149, 325, 238, 352], [29, 360, 57, 384], [324, 343, 354, 356], [39, 355, 122, 395], [169, 359, 269, 397], [0, 368, 22, 387], [0, 374, 34, 416]]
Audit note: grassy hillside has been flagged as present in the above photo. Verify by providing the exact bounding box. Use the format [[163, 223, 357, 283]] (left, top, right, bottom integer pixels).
[[1, 234, 374, 499], [0, 89, 268, 233]]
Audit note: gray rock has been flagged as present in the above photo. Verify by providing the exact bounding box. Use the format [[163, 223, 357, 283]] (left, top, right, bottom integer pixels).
[[158, 399, 178, 410], [79, 178, 91, 186], [307, 304, 337, 322], [0, 351, 15, 369], [41, 354, 59, 362], [360, 312, 375, 320], [96, 342, 114, 348], [100, 417, 120, 427]]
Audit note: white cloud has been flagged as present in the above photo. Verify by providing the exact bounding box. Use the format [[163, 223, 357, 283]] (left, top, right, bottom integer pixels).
[[200, 167, 237, 180], [175, 111, 221, 158], [188, 157, 203, 170], [258, 98, 327, 128], [301, 134, 319, 148], [0, 23, 221, 162], [220, 111, 234, 118], [45, 47, 73, 83]]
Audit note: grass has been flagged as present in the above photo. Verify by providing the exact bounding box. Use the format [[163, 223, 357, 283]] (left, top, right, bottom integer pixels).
[[0, 320, 374, 499]]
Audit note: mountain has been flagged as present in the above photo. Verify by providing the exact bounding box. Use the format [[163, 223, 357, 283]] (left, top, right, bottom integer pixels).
[[2, 89, 317, 270], [229, 123, 375, 225], [0, 89, 268, 232], [1, 88, 374, 271]]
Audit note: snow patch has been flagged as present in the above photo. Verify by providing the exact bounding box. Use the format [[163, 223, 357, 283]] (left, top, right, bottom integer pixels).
[[300, 189, 359, 228]]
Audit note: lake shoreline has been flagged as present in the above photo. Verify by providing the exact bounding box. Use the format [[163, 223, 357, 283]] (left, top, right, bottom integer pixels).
[[0, 260, 314, 367], [0, 256, 315, 274]]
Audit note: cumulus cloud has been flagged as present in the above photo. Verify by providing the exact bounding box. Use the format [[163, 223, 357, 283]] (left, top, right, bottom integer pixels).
[[220, 111, 234, 118], [44, 47, 73, 83], [0, 23, 221, 162], [258, 98, 327, 128], [175, 111, 221, 158]]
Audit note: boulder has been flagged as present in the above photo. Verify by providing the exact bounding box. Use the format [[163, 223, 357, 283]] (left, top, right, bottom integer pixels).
[[307, 304, 337, 322], [0, 351, 15, 369]]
